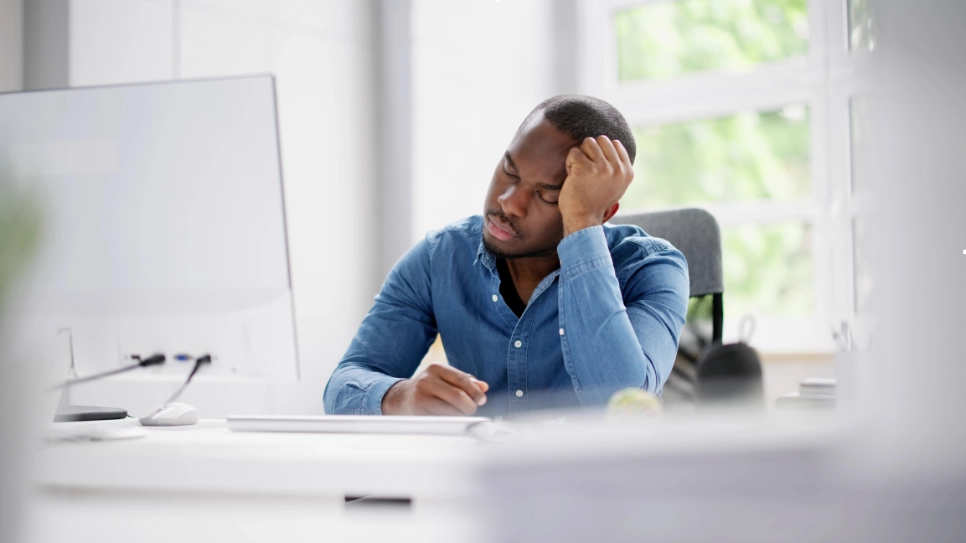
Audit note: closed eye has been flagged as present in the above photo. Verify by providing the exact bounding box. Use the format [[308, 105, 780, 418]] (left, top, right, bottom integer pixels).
[[502, 166, 520, 180], [537, 191, 559, 205], [536, 182, 561, 204]]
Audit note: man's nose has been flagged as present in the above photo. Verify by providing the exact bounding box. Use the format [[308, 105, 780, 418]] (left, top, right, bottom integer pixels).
[[498, 185, 529, 218]]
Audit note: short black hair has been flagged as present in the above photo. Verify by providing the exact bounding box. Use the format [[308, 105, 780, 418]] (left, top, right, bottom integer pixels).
[[527, 95, 636, 164]]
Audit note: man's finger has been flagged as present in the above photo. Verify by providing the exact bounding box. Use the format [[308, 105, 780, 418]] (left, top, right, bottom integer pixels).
[[580, 136, 607, 164], [565, 146, 591, 173], [426, 378, 478, 415], [473, 378, 489, 393], [613, 139, 632, 167], [424, 396, 468, 416], [596, 136, 622, 168], [435, 365, 487, 406]]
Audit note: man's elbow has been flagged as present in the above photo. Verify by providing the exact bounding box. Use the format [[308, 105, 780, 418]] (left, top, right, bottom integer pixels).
[[322, 368, 354, 414], [322, 376, 338, 414]]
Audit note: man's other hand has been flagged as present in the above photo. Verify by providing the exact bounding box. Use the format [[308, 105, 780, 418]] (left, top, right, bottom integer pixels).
[[559, 136, 634, 237], [381, 363, 489, 416]]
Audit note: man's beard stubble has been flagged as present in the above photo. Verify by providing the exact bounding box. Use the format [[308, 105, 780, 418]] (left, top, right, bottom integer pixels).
[[482, 236, 559, 260], [482, 211, 559, 260]]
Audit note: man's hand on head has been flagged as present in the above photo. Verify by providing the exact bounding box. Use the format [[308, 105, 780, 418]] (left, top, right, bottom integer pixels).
[[559, 136, 634, 237], [381, 363, 489, 416]]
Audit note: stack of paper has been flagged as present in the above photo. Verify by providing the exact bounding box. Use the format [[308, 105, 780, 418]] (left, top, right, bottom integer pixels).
[[775, 378, 836, 409]]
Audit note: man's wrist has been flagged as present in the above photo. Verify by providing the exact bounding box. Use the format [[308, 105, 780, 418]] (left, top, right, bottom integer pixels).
[[557, 223, 610, 277], [562, 215, 602, 237], [381, 379, 408, 415]]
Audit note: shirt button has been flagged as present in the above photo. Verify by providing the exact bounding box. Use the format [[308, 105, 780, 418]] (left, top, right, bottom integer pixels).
[[514, 340, 522, 348], [492, 294, 498, 302], [515, 390, 524, 397], [559, 328, 565, 336]]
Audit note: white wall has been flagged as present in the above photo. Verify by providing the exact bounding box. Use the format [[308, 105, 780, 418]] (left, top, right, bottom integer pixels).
[[410, 0, 558, 239], [67, 0, 378, 415], [69, 0, 172, 86], [0, 0, 22, 92]]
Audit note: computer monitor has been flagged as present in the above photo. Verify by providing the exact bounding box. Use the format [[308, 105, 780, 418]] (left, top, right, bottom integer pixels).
[[0, 75, 299, 416]]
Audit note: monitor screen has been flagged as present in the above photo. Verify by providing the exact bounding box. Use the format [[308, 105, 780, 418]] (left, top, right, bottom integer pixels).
[[0, 75, 299, 383]]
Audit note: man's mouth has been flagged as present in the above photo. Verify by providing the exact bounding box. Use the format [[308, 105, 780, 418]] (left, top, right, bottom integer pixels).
[[486, 215, 516, 242]]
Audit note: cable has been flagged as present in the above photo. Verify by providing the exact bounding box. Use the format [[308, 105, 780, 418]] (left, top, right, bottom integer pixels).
[[48, 354, 166, 391], [165, 354, 212, 404]]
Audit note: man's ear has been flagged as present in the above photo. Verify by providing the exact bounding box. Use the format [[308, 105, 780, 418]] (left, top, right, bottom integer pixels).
[[602, 202, 620, 224]]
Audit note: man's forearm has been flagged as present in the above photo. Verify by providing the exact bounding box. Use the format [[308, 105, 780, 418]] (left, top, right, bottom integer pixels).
[[557, 236, 654, 404], [556, 226, 688, 405]]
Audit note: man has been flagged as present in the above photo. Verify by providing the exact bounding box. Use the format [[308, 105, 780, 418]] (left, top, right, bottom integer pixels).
[[324, 95, 689, 417]]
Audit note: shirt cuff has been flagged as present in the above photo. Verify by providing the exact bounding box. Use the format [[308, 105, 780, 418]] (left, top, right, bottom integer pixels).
[[365, 374, 406, 415], [557, 225, 611, 279]]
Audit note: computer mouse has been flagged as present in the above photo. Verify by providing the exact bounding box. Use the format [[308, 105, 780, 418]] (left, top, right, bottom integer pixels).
[[138, 402, 200, 426]]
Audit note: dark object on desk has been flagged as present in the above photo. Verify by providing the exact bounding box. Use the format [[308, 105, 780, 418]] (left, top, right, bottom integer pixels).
[[695, 341, 764, 406], [612, 208, 723, 406], [344, 495, 412, 510], [54, 405, 127, 422]]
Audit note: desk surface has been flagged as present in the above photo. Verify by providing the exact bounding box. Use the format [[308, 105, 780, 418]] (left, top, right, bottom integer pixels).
[[37, 419, 482, 498]]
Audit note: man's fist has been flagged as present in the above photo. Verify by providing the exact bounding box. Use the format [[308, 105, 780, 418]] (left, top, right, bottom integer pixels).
[[381, 363, 489, 416], [558, 136, 634, 237]]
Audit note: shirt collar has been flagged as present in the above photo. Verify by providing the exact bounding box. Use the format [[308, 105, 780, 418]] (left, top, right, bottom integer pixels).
[[475, 238, 497, 271]]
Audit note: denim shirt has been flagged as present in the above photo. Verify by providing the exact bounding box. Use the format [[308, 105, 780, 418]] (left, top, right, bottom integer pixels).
[[323, 216, 689, 418]]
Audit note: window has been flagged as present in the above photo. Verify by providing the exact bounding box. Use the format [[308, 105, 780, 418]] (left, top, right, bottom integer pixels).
[[849, 93, 875, 323], [579, 0, 873, 352], [615, 0, 809, 82], [848, 0, 876, 52], [626, 106, 811, 207]]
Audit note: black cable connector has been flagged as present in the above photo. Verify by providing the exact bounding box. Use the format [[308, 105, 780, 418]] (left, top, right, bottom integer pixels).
[[165, 354, 212, 404], [137, 354, 166, 367]]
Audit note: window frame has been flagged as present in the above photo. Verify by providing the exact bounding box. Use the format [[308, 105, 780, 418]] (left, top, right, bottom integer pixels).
[[576, 0, 871, 353]]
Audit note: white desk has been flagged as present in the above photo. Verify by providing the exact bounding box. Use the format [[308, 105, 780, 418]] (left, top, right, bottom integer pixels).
[[36, 419, 481, 498], [28, 419, 485, 543]]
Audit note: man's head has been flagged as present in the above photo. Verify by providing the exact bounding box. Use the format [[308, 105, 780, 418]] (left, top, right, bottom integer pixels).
[[482, 95, 635, 259]]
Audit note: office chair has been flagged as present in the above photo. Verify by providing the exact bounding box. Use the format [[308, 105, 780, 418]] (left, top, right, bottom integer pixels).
[[611, 208, 723, 406]]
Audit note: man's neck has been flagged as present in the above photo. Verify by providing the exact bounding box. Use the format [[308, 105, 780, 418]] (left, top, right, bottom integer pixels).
[[504, 255, 559, 305]]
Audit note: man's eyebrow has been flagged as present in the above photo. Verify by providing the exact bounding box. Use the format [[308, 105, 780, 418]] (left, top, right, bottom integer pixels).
[[503, 152, 518, 172], [537, 183, 562, 191]]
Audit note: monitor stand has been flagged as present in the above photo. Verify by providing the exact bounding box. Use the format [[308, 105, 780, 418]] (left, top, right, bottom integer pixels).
[[53, 386, 127, 422]]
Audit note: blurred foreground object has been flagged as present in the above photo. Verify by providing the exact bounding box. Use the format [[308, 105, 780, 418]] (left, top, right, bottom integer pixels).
[[0, 186, 42, 543], [865, 0, 966, 480], [606, 388, 662, 417], [0, 188, 41, 304]]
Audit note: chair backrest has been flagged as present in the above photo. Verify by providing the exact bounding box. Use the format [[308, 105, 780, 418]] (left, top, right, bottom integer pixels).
[[610, 208, 724, 405], [611, 208, 723, 298]]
